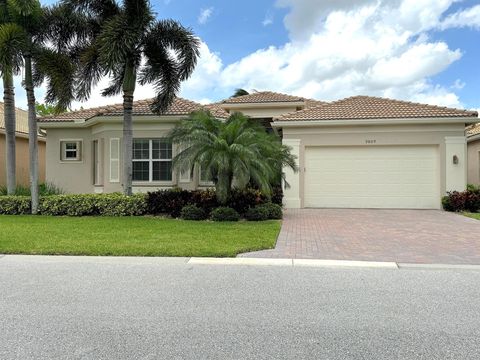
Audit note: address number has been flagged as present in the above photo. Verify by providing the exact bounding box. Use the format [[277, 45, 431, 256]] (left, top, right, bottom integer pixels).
[[365, 139, 376, 144]]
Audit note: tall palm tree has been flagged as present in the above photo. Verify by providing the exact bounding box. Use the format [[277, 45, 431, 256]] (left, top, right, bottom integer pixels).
[[0, 0, 23, 195], [66, 0, 200, 195], [1, 0, 77, 212], [169, 111, 298, 204]]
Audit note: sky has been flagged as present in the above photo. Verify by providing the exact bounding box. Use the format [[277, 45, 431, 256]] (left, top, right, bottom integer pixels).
[[5, 0, 480, 111]]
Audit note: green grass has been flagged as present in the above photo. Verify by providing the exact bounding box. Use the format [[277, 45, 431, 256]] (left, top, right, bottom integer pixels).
[[463, 212, 480, 221], [0, 216, 280, 257]]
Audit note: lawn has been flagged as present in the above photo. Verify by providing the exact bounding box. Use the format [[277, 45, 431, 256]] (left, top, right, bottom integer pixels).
[[0, 216, 280, 257], [463, 212, 480, 221]]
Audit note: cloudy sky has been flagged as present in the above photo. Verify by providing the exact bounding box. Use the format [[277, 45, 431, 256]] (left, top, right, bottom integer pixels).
[[5, 0, 480, 111]]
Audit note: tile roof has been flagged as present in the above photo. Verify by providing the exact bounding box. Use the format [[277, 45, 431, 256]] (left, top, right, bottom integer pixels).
[[221, 91, 308, 104], [38, 97, 229, 123], [467, 123, 480, 137], [0, 103, 30, 134], [275, 96, 479, 121]]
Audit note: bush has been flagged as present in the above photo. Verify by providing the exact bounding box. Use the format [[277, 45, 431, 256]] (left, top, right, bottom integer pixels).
[[146, 188, 192, 218], [258, 202, 283, 219], [0, 183, 63, 196], [95, 194, 147, 216], [211, 207, 240, 222], [442, 189, 480, 213], [180, 205, 207, 220], [38, 194, 146, 216], [0, 196, 31, 215], [245, 206, 270, 221], [229, 188, 265, 214]]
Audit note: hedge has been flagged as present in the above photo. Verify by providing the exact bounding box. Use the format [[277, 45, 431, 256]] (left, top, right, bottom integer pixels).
[[0, 194, 146, 216], [0, 187, 283, 219]]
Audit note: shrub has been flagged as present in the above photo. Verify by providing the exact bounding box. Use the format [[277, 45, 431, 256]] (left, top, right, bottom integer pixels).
[[258, 202, 283, 219], [146, 188, 192, 218], [442, 189, 480, 213], [211, 207, 240, 222], [0, 183, 63, 196], [245, 206, 270, 221], [180, 205, 207, 220], [0, 196, 31, 215], [229, 188, 265, 214], [38, 194, 147, 216], [95, 194, 147, 216]]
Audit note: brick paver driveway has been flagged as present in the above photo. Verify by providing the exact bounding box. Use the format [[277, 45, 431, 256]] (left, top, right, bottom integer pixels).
[[239, 209, 480, 264]]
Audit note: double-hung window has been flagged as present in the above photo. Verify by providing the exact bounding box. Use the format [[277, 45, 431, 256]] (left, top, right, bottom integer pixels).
[[60, 140, 82, 161], [132, 139, 172, 182]]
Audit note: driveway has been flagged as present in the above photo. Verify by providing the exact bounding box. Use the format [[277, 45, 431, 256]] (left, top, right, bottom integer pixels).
[[239, 209, 480, 264]]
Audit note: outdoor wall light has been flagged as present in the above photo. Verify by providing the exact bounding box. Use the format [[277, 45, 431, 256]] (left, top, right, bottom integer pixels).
[[453, 155, 459, 165]]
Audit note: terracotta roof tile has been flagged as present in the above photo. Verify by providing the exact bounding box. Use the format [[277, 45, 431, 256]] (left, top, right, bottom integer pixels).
[[0, 103, 31, 134], [222, 91, 307, 104], [275, 96, 478, 121], [467, 123, 480, 137], [38, 97, 228, 123]]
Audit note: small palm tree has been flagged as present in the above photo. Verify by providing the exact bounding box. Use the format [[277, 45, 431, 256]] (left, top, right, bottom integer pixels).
[[65, 0, 200, 195], [169, 111, 298, 204], [232, 88, 249, 98]]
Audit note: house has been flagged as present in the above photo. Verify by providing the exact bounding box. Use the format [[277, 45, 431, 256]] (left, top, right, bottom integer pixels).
[[467, 123, 480, 185], [0, 103, 46, 187], [38, 92, 479, 209]]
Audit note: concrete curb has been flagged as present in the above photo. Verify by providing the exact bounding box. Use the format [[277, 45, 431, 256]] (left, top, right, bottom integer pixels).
[[188, 257, 293, 266], [398, 263, 480, 271]]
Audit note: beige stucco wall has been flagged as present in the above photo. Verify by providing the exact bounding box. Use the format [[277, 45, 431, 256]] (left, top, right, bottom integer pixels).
[[0, 133, 46, 187], [281, 122, 467, 208], [467, 138, 480, 185], [44, 120, 211, 194]]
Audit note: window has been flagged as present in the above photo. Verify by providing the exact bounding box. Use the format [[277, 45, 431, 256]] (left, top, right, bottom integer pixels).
[[199, 166, 214, 185], [60, 140, 82, 161], [132, 139, 172, 182], [110, 138, 120, 183], [93, 139, 103, 185]]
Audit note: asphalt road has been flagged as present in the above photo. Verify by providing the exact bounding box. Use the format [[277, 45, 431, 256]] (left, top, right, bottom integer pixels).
[[1, 255, 479, 360]]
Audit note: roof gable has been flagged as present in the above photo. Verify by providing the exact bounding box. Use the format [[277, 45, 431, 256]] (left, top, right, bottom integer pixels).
[[222, 91, 308, 104], [275, 96, 478, 121]]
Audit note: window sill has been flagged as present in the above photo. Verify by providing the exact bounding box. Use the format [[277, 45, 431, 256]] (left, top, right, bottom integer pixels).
[[132, 182, 174, 186]]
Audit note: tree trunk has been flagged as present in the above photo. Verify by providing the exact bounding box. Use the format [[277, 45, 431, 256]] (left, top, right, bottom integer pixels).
[[24, 53, 39, 213], [122, 61, 136, 196], [215, 170, 232, 205], [3, 73, 16, 195]]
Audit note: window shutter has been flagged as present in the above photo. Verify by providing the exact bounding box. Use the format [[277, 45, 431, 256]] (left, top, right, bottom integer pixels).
[[110, 138, 120, 183]]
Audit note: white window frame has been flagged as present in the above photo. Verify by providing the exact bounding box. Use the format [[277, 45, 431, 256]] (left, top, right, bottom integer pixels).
[[60, 139, 83, 162], [109, 138, 120, 183], [132, 139, 173, 183], [199, 165, 214, 186]]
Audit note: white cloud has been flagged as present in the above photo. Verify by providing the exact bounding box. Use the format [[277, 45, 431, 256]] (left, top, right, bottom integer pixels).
[[3, 0, 479, 111], [262, 11, 274, 26], [198, 7, 214, 25], [440, 4, 480, 30], [178, 0, 476, 108]]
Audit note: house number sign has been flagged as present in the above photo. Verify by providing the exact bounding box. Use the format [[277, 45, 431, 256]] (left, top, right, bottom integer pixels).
[[365, 139, 376, 144]]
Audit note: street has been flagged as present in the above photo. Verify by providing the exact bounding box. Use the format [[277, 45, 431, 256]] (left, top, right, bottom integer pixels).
[[1, 255, 479, 359]]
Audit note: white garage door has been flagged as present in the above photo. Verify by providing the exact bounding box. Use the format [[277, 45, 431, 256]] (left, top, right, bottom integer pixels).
[[304, 146, 439, 209]]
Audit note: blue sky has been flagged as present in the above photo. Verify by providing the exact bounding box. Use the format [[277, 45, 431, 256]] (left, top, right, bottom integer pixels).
[[9, 0, 480, 111]]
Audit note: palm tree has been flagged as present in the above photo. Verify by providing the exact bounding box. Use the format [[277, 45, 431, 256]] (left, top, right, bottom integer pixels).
[[66, 0, 200, 195], [1, 0, 78, 212], [232, 88, 249, 98], [0, 0, 23, 195], [169, 111, 298, 204]]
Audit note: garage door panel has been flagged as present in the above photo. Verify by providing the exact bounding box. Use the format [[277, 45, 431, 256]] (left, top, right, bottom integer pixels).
[[304, 146, 439, 209]]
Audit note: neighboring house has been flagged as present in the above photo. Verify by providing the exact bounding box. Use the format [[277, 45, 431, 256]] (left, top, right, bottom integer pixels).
[[38, 92, 479, 210], [467, 123, 480, 185], [0, 103, 46, 187]]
